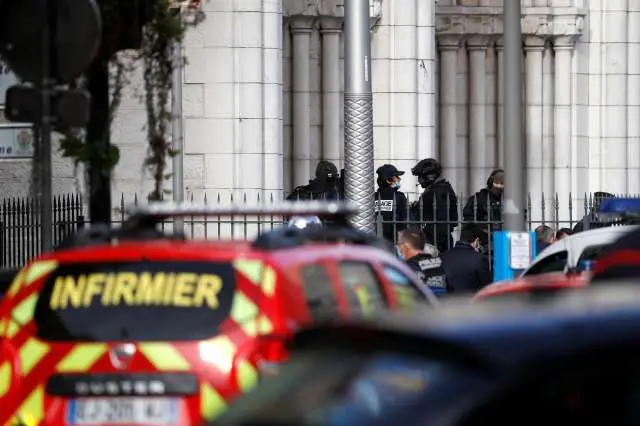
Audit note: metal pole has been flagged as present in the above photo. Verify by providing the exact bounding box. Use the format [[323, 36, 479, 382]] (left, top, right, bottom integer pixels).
[[503, 0, 526, 231], [344, 0, 375, 232], [39, 0, 55, 251], [171, 19, 184, 234]]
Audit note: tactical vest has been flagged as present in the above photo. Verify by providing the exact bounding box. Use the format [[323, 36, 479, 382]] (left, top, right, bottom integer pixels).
[[407, 253, 448, 297]]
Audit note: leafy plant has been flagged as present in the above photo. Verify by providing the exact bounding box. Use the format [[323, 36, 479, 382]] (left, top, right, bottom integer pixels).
[[58, 0, 204, 202]]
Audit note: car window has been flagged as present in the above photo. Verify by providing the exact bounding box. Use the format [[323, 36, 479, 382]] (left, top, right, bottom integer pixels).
[[34, 261, 237, 341], [577, 244, 609, 263], [382, 266, 424, 310], [522, 251, 568, 276], [337, 262, 387, 315], [458, 348, 640, 426], [300, 264, 340, 321]]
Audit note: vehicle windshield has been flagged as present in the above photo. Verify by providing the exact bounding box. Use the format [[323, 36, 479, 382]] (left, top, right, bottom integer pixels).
[[34, 261, 237, 341], [217, 348, 481, 426]]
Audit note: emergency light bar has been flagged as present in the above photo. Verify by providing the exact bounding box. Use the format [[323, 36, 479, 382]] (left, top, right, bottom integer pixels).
[[597, 197, 640, 221], [123, 200, 359, 229]]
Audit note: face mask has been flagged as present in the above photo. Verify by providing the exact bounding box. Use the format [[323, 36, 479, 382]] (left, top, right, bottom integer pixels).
[[395, 246, 404, 260], [391, 181, 401, 189]]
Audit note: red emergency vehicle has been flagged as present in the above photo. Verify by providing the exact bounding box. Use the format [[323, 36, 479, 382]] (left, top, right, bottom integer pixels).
[[0, 201, 436, 425], [473, 272, 590, 301]]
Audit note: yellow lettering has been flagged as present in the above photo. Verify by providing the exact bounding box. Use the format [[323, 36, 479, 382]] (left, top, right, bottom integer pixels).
[[49, 276, 65, 309], [194, 274, 223, 309], [49, 271, 225, 309], [83, 273, 105, 307], [101, 273, 116, 306], [59, 275, 86, 308], [135, 272, 165, 305], [163, 273, 176, 306], [173, 273, 197, 307], [110, 273, 137, 305]]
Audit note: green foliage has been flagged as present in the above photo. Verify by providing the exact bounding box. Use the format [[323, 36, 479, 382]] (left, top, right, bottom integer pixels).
[[58, 0, 203, 202]]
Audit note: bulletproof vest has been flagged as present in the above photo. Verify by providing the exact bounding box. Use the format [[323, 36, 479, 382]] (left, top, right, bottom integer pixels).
[[407, 253, 448, 297]]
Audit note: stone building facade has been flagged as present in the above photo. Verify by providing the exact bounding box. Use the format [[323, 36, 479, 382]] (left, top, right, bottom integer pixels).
[[0, 0, 637, 222]]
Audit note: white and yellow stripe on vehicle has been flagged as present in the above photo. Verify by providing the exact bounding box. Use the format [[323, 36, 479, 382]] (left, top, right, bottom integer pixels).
[[7, 261, 58, 298]]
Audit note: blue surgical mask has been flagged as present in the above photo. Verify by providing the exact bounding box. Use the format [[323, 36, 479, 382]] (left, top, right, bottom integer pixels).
[[391, 181, 401, 189], [395, 246, 404, 259]]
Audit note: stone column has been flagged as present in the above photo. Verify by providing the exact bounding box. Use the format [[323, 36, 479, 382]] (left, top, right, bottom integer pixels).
[[485, 41, 497, 173], [290, 17, 314, 187], [553, 36, 576, 222], [495, 39, 504, 168], [524, 36, 545, 222], [320, 17, 342, 167], [456, 44, 469, 198], [438, 35, 461, 192], [415, 0, 437, 161], [542, 41, 555, 220], [182, 0, 284, 203], [467, 36, 489, 191], [602, 2, 628, 193], [628, 9, 640, 193]]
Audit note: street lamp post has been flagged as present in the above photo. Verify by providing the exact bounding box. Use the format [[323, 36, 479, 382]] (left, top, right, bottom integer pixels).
[[503, 0, 526, 231], [343, 0, 375, 232]]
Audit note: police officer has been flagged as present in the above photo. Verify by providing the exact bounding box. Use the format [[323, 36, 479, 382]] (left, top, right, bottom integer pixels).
[[286, 161, 343, 201], [410, 158, 458, 252], [374, 164, 408, 243], [397, 228, 449, 297], [463, 169, 504, 250]]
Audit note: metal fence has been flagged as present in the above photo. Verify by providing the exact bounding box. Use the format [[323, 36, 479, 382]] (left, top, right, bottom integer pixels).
[[0, 191, 628, 268]]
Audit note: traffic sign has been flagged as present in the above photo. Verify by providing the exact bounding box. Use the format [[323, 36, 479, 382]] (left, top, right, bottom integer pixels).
[[0, 0, 102, 83]]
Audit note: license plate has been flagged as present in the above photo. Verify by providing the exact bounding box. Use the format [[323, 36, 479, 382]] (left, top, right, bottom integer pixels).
[[68, 398, 179, 425]]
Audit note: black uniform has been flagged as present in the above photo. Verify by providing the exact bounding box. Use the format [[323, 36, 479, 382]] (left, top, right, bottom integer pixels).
[[287, 161, 343, 201], [405, 253, 449, 297], [374, 164, 408, 242], [411, 178, 458, 252], [410, 159, 458, 253], [440, 241, 492, 294], [463, 188, 502, 247]]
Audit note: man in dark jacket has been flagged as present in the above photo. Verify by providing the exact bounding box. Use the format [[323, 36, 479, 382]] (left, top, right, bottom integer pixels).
[[397, 228, 449, 297], [463, 169, 504, 250], [286, 161, 343, 201], [374, 164, 408, 243], [440, 223, 492, 294], [410, 158, 458, 252]]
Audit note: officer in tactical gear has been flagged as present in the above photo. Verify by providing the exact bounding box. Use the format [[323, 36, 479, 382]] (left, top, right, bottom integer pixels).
[[396, 228, 449, 297], [410, 158, 458, 252], [463, 169, 504, 250], [374, 164, 408, 243], [286, 161, 344, 201]]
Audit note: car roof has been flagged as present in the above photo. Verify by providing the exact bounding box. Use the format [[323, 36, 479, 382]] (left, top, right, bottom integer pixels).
[[292, 283, 640, 369], [539, 225, 637, 258], [522, 225, 639, 275]]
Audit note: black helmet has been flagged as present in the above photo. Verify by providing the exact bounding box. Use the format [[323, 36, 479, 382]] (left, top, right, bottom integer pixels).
[[411, 158, 441, 188], [316, 161, 339, 181]]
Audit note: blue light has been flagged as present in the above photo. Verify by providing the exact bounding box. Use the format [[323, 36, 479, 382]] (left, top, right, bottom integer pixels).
[[597, 197, 640, 214]]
